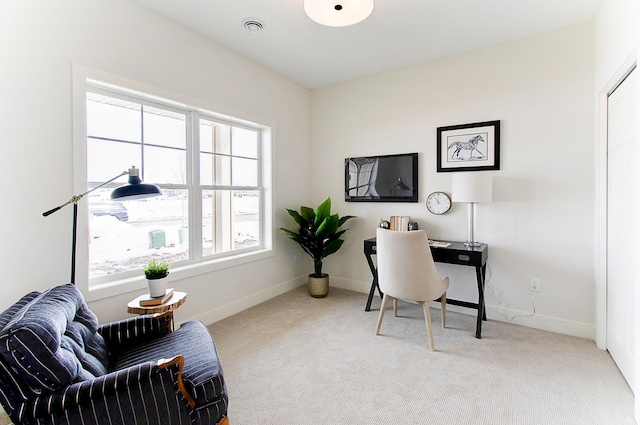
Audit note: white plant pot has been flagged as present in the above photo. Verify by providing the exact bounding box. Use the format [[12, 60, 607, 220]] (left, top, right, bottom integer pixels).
[[147, 276, 168, 298]]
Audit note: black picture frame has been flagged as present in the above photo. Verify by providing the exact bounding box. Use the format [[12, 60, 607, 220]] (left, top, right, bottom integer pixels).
[[436, 120, 500, 172], [345, 153, 418, 202]]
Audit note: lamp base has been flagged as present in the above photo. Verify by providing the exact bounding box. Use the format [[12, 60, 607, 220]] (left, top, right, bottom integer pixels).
[[464, 203, 485, 248], [464, 241, 483, 247]]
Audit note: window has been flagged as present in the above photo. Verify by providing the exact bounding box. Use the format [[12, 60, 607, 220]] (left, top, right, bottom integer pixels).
[[83, 83, 269, 288]]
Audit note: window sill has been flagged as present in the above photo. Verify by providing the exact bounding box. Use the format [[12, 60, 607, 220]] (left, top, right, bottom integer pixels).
[[84, 248, 275, 303]]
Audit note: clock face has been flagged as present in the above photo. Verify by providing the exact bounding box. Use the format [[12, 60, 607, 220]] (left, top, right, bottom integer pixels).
[[426, 192, 452, 215]]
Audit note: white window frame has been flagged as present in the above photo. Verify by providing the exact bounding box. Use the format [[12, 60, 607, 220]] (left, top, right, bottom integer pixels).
[[72, 64, 274, 302]]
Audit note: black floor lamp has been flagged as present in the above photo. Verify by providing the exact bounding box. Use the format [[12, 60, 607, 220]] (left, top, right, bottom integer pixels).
[[43, 166, 161, 285]]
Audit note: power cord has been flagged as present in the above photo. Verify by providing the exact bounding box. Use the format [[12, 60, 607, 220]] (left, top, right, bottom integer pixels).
[[485, 262, 536, 323]]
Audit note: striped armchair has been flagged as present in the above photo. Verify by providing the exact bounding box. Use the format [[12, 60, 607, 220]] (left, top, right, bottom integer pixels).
[[0, 284, 228, 425]]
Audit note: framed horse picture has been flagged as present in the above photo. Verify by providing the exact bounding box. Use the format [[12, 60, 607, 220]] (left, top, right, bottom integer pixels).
[[436, 120, 500, 172]]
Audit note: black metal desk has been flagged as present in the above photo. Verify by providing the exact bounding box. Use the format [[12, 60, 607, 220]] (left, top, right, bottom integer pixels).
[[364, 237, 489, 339]]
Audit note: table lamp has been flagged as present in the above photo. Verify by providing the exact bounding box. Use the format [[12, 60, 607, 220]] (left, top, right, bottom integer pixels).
[[43, 166, 161, 284], [451, 172, 492, 247]]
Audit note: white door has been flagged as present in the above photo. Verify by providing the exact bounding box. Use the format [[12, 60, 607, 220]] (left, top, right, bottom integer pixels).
[[607, 66, 636, 390]]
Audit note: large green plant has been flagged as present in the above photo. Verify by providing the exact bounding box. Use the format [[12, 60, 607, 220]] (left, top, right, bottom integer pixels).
[[281, 197, 355, 278]]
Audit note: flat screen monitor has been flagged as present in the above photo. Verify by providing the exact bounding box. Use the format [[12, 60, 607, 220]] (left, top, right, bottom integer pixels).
[[344, 153, 418, 202]]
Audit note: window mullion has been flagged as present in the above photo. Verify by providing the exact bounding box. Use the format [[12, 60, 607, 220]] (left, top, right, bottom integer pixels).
[[257, 131, 264, 248], [140, 105, 145, 180], [190, 112, 202, 262]]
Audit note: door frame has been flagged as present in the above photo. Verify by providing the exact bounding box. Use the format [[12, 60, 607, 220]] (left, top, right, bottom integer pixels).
[[594, 52, 636, 350]]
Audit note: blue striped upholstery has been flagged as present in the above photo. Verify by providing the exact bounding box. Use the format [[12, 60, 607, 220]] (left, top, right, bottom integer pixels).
[[0, 292, 40, 415], [20, 360, 194, 424], [113, 320, 228, 408], [0, 285, 109, 394], [99, 313, 174, 352], [0, 285, 228, 425], [0, 292, 40, 330]]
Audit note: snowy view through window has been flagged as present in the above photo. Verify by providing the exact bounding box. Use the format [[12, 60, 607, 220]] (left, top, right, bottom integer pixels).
[[86, 88, 261, 280]]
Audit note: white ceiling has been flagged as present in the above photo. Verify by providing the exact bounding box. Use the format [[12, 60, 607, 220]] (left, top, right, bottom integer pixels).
[[130, 0, 604, 89]]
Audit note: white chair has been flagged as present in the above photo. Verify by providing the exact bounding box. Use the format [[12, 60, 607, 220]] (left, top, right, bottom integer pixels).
[[374, 228, 450, 351]]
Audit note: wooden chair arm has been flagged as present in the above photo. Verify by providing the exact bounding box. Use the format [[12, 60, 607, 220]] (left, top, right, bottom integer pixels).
[[157, 355, 196, 409], [154, 310, 174, 333]]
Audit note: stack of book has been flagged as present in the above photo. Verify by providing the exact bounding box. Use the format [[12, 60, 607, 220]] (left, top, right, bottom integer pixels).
[[389, 216, 411, 231], [139, 288, 174, 307]]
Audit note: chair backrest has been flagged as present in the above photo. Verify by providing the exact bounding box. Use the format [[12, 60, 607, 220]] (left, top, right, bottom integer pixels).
[[0, 284, 110, 397], [376, 228, 447, 302]]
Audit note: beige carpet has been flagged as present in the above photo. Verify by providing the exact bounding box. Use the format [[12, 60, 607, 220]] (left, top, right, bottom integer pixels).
[[208, 286, 635, 425]]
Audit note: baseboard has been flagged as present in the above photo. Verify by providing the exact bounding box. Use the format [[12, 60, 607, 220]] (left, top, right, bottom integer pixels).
[[185, 276, 306, 326], [484, 305, 595, 340], [331, 276, 596, 340], [331, 276, 372, 294], [186, 275, 595, 340]]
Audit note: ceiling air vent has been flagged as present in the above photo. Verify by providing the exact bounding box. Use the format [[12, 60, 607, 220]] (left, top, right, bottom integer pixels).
[[243, 19, 264, 33]]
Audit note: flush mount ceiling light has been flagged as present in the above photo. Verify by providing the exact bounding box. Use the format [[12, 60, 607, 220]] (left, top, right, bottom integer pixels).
[[304, 0, 374, 27], [243, 18, 265, 33]]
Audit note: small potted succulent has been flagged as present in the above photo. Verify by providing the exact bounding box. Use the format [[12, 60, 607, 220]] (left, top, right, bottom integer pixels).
[[144, 259, 170, 298], [281, 197, 355, 297]]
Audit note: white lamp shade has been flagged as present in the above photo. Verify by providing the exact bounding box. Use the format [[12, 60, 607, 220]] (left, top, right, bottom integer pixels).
[[452, 172, 493, 203], [304, 0, 374, 27]]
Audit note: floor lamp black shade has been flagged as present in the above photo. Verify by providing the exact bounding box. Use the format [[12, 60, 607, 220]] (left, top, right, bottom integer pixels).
[[111, 167, 162, 200], [43, 166, 161, 285]]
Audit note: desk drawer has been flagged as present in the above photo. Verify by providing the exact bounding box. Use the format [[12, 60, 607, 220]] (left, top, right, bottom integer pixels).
[[431, 249, 483, 266], [364, 238, 376, 255], [365, 237, 487, 268]]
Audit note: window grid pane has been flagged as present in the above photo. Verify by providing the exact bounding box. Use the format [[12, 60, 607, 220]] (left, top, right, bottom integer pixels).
[[87, 138, 141, 183], [88, 188, 189, 278], [202, 190, 260, 256], [87, 93, 141, 143], [232, 157, 258, 186], [143, 106, 187, 149], [199, 119, 215, 153], [144, 145, 187, 185], [200, 152, 214, 186], [232, 127, 259, 159]]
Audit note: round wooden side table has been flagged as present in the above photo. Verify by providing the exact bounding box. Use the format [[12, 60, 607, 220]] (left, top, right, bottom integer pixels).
[[127, 291, 187, 315]]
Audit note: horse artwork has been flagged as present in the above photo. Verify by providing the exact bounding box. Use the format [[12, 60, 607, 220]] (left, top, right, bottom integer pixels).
[[436, 120, 500, 172], [447, 134, 487, 161]]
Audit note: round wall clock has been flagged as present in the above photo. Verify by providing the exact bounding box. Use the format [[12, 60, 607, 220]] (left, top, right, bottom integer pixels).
[[426, 191, 452, 215]]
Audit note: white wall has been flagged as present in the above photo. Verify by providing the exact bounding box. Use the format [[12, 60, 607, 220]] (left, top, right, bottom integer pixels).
[[310, 23, 597, 338], [594, 0, 638, 346], [595, 0, 638, 89], [593, 0, 639, 418], [0, 0, 310, 324]]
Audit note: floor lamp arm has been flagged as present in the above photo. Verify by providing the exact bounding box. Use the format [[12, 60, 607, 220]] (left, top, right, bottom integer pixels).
[[42, 171, 128, 217], [42, 170, 129, 285]]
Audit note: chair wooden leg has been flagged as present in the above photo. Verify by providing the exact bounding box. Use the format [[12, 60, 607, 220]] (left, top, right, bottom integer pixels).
[[421, 302, 435, 351], [375, 294, 390, 335], [441, 292, 447, 328], [393, 298, 398, 317]]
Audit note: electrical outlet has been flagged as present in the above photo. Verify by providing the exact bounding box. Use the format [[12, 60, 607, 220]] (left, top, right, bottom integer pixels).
[[293, 253, 301, 264], [529, 278, 541, 292]]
